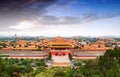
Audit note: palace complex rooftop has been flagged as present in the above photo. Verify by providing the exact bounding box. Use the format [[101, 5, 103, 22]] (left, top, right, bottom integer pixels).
[[0, 36, 119, 51]]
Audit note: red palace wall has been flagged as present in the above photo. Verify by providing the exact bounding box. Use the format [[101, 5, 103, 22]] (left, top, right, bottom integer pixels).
[[50, 51, 72, 56]]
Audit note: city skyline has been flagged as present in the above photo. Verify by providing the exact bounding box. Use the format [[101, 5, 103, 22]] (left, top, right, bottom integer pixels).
[[0, 0, 120, 36]]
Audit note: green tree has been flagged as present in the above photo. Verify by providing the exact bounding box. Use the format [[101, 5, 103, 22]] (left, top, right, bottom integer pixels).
[[47, 53, 52, 60], [38, 45, 42, 50], [68, 53, 72, 61], [54, 70, 65, 77], [114, 48, 120, 63], [0, 43, 7, 48], [74, 46, 79, 49], [106, 59, 120, 77]]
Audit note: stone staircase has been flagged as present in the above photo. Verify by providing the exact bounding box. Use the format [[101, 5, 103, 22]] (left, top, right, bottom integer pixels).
[[52, 63, 71, 67], [52, 55, 71, 67]]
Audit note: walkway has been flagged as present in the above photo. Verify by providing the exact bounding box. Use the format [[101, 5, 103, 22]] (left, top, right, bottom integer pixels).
[[52, 55, 71, 67]]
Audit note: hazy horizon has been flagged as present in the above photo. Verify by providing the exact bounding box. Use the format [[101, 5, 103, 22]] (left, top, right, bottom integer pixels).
[[0, 35, 120, 38], [0, 0, 120, 36]]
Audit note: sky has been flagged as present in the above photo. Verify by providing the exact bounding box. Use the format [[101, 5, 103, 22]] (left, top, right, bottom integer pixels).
[[0, 0, 120, 37]]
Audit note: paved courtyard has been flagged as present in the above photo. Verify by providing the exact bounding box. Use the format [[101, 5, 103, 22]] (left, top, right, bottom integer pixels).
[[52, 55, 70, 63]]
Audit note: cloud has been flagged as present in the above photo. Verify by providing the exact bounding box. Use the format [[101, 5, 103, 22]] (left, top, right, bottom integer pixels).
[[38, 15, 80, 25], [9, 21, 35, 30], [35, 13, 120, 25], [0, 0, 56, 13], [1, 12, 120, 32], [83, 13, 120, 22], [1, 13, 120, 36], [0, 0, 74, 16], [0, 0, 60, 23], [0, 0, 120, 32], [0, 0, 76, 28]]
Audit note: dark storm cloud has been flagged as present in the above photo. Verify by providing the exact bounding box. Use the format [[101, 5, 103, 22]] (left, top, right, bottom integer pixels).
[[0, 0, 75, 26], [0, 0, 74, 15], [0, 0, 59, 17], [0, 0, 62, 30], [0, 0, 76, 24]]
